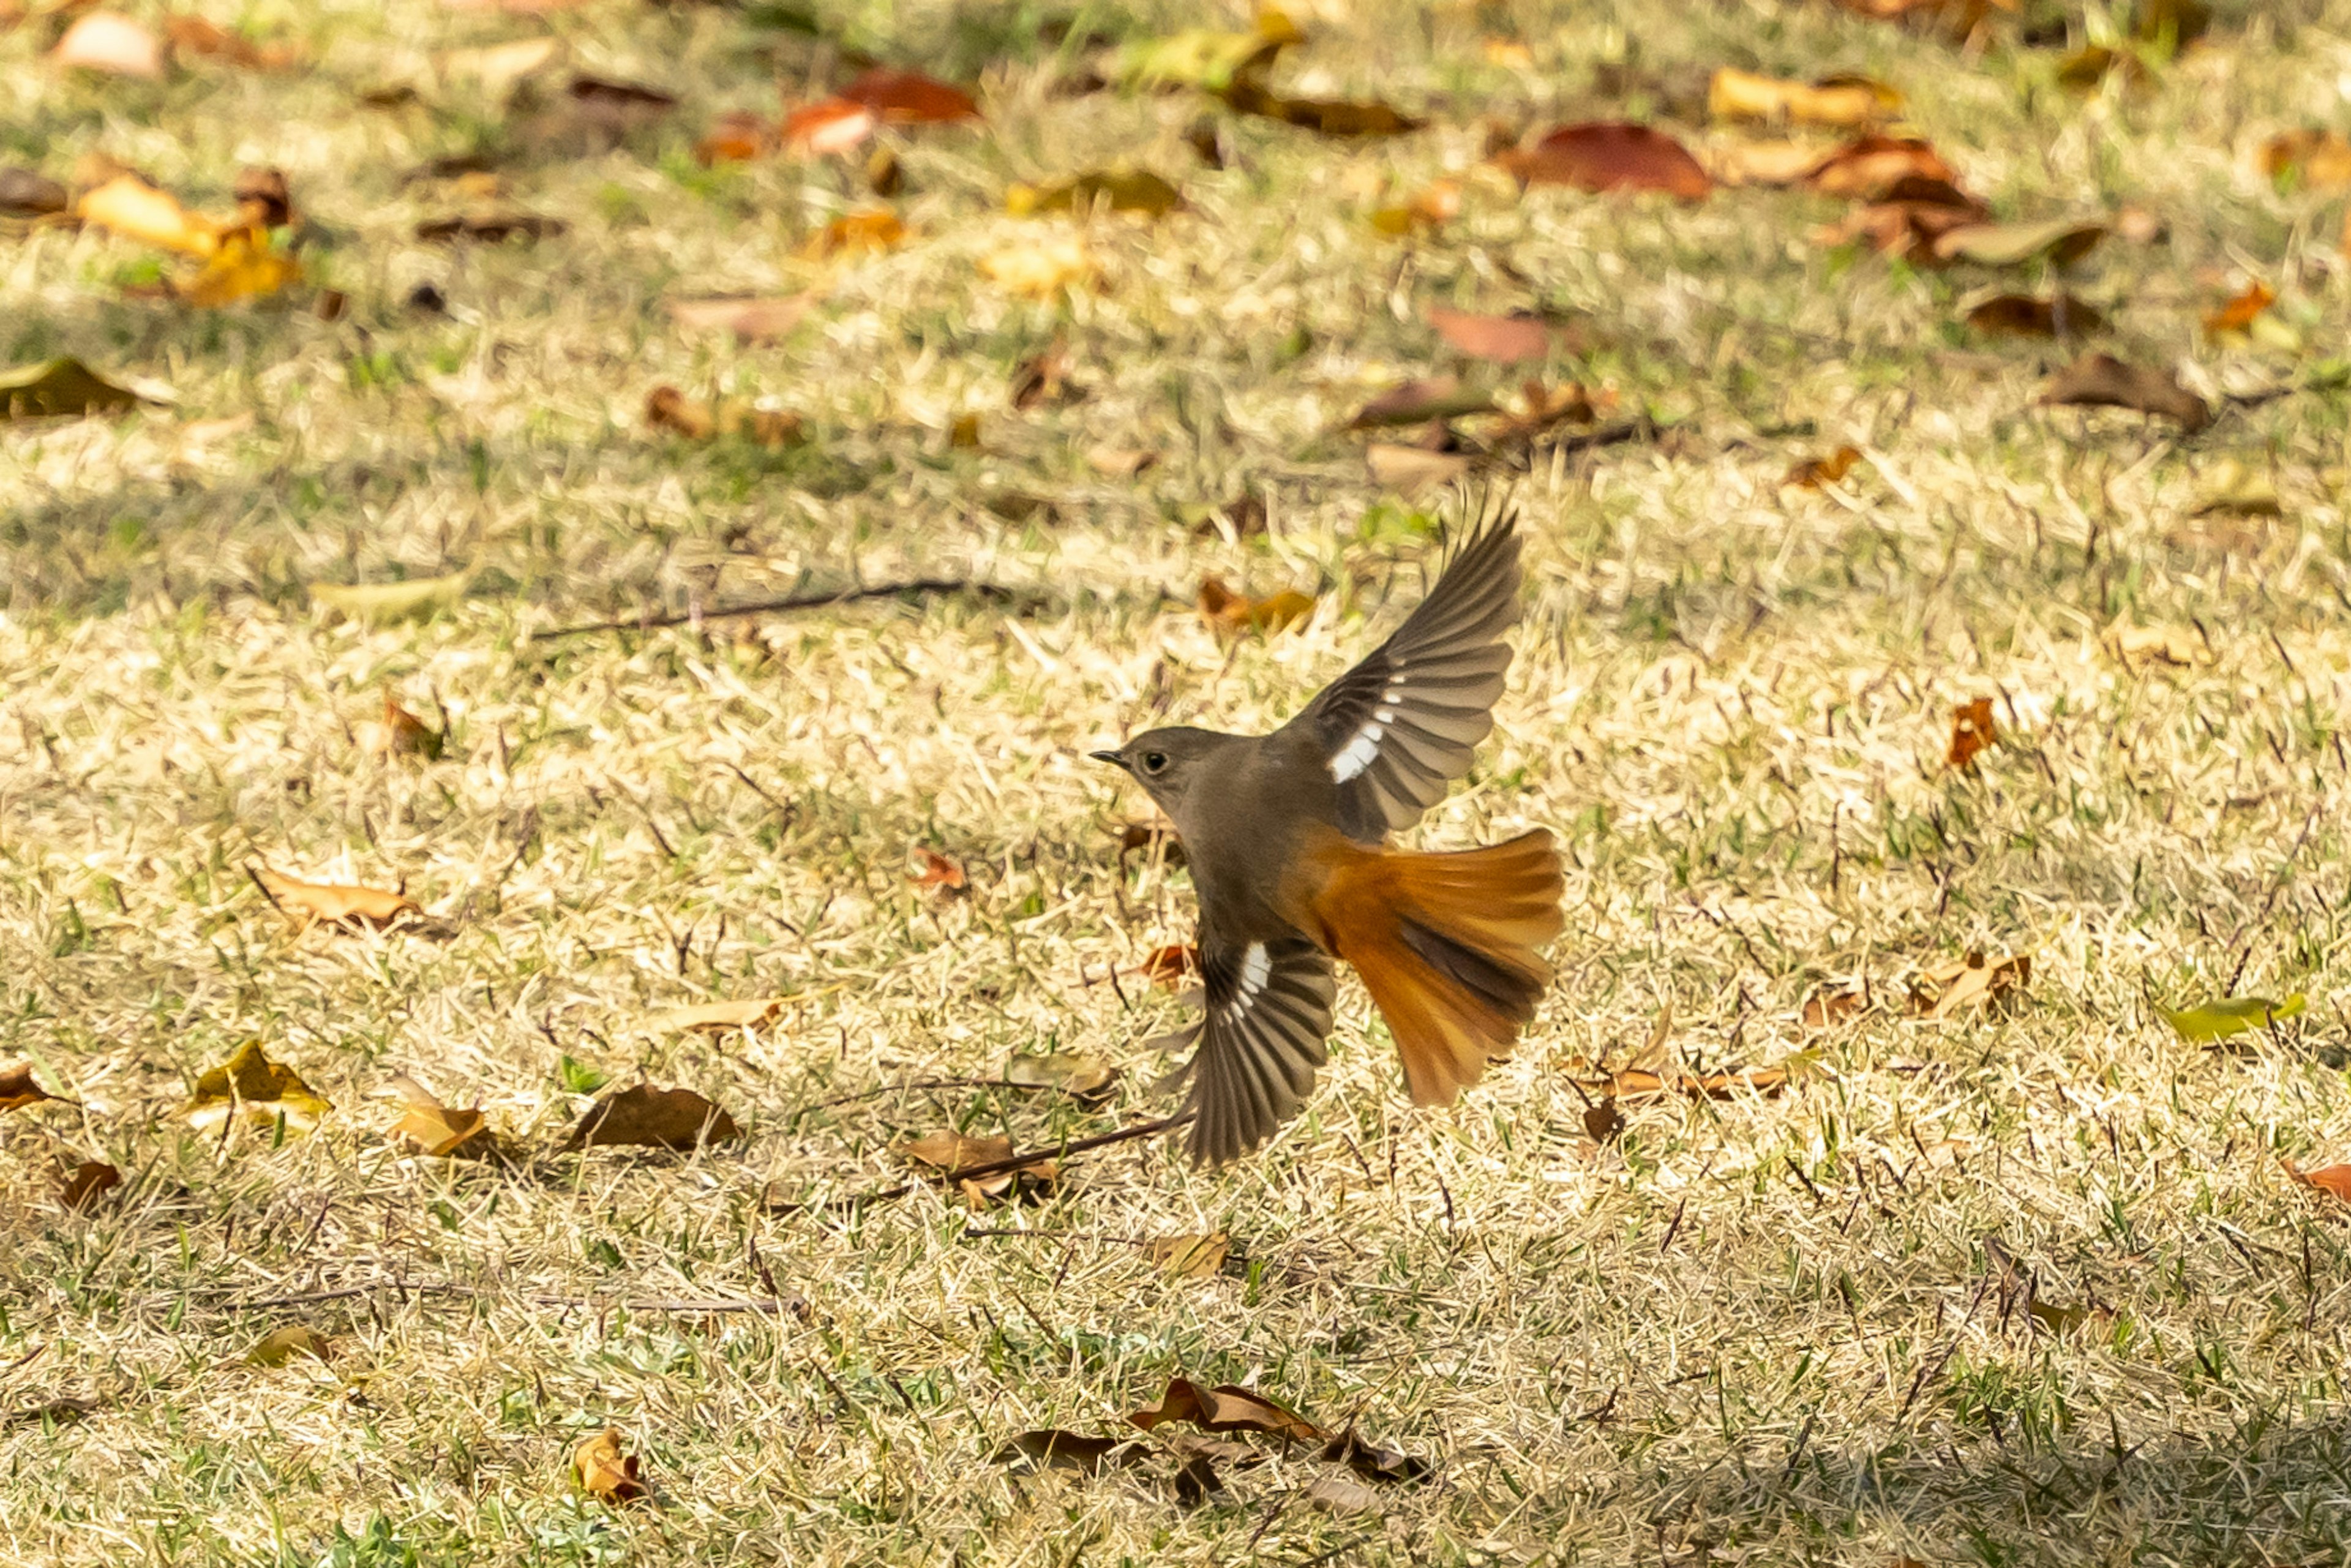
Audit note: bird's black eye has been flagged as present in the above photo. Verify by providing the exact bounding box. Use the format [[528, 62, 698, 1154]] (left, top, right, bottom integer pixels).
[[1141, 751, 1168, 775]]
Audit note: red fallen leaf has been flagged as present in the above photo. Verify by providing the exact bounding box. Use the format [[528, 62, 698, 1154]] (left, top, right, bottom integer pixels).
[[913, 849, 967, 895], [2203, 280, 2274, 334], [1804, 134, 1958, 201], [839, 67, 980, 124], [1128, 1377, 1327, 1442], [1137, 944, 1201, 988], [1948, 697, 1996, 771], [1501, 122, 1711, 199], [784, 99, 878, 156], [2286, 1160, 2351, 1202], [696, 110, 778, 165], [1427, 306, 1552, 364]]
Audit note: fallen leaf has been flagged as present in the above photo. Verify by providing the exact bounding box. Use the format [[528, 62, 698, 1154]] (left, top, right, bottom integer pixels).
[[1004, 1053, 1118, 1098], [1198, 577, 1315, 636], [1908, 951, 2030, 1020], [52, 10, 163, 78], [1930, 217, 2105, 268], [1010, 342, 1072, 408], [644, 386, 803, 448], [991, 1430, 1138, 1474], [1322, 1429, 1433, 1484], [1965, 293, 2107, 337], [184, 1041, 331, 1136], [58, 1160, 121, 1210], [1801, 986, 1869, 1029], [2262, 129, 2351, 192], [667, 294, 814, 343], [912, 849, 967, 895], [0, 1062, 61, 1111], [697, 109, 781, 164], [780, 97, 877, 156], [651, 997, 785, 1033], [247, 1325, 330, 1367], [77, 173, 217, 255], [0, 166, 70, 218], [1147, 1232, 1230, 1279], [1947, 697, 1996, 770], [1580, 1063, 1791, 1100], [565, 74, 677, 115], [803, 207, 905, 257], [1128, 1378, 1325, 1442], [310, 568, 473, 624], [253, 868, 423, 931], [2285, 1160, 2351, 1202], [2039, 351, 2210, 432], [1366, 443, 1472, 493], [0, 357, 156, 421], [1087, 445, 1157, 478], [1346, 375, 1496, 429], [977, 234, 1097, 298], [1137, 944, 1200, 988], [1304, 1473, 1382, 1515], [177, 227, 301, 307], [2027, 1296, 2107, 1335], [379, 1073, 493, 1157], [2191, 457, 2281, 518], [377, 692, 443, 760], [233, 167, 293, 229], [1783, 445, 1863, 489], [840, 66, 980, 124], [163, 15, 296, 70], [1706, 138, 1834, 186], [1116, 12, 1299, 92], [565, 1084, 741, 1151], [1501, 122, 1712, 198], [1813, 197, 1985, 260], [1582, 1098, 1626, 1141], [2162, 994, 2304, 1043], [414, 212, 565, 243], [1427, 306, 1552, 364], [1802, 133, 1960, 201], [897, 1130, 1056, 1202], [572, 1429, 648, 1505], [1008, 168, 1183, 218], [1368, 178, 1461, 236], [1708, 67, 1898, 127], [2203, 280, 2275, 335], [1218, 80, 1423, 137], [2102, 623, 2208, 669]]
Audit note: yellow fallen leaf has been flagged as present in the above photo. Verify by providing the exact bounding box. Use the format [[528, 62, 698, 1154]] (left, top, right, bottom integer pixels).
[[184, 1041, 331, 1136], [572, 1428, 648, 1504], [378, 1073, 493, 1157], [247, 1325, 331, 1366], [252, 868, 423, 931], [977, 234, 1096, 298], [1708, 67, 1898, 127], [1908, 951, 2030, 1020], [1147, 1232, 1230, 1280], [177, 227, 301, 307], [77, 174, 219, 256], [650, 997, 785, 1033], [309, 568, 473, 624]]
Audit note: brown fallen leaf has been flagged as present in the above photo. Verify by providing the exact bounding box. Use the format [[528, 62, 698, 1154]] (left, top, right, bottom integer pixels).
[[566, 74, 677, 116], [697, 109, 779, 165], [2102, 623, 2208, 670], [2262, 129, 2351, 192], [1500, 122, 1712, 198], [1010, 341, 1074, 409], [1783, 445, 1862, 489], [1219, 80, 1423, 137], [379, 1073, 493, 1158], [184, 1041, 331, 1136], [375, 692, 443, 760], [1965, 293, 2107, 337], [667, 293, 814, 343], [1947, 696, 1996, 771], [1930, 217, 2105, 268], [1128, 1378, 1326, 1442], [247, 1325, 331, 1367], [1368, 178, 1461, 236], [1, 166, 70, 219], [1803, 133, 1958, 200], [651, 997, 784, 1033], [416, 212, 565, 244], [1322, 1428, 1433, 1484], [644, 386, 803, 447], [2285, 1160, 2351, 1202], [1147, 1232, 1231, 1280], [1116, 822, 1185, 866], [803, 207, 905, 258], [0, 357, 154, 420], [1708, 67, 1898, 127], [1137, 944, 1200, 988], [2039, 351, 2209, 432], [164, 15, 297, 71], [1427, 306, 1551, 364], [252, 867, 423, 932], [912, 849, 967, 895], [2203, 280, 2275, 335], [1346, 375, 1496, 429], [977, 234, 1097, 298], [991, 1430, 1139, 1474], [1198, 577, 1315, 637], [233, 167, 293, 230], [1305, 1472, 1382, 1515], [0, 1062, 62, 1111], [897, 1129, 1057, 1203], [1812, 196, 1987, 260], [57, 1160, 121, 1211], [572, 1428, 648, 1505], [1908, 951, 2030, 1019], [52, 10, 163, 78], [1004, 1053, 1118, 1099], [840, 66, 980, 124], [564, 1084, 741, 1152], [1801, 986, 1869, 1029]]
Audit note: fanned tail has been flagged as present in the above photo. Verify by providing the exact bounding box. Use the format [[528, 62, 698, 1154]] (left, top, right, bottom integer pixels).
[[1307, 830, 1564, 1105]]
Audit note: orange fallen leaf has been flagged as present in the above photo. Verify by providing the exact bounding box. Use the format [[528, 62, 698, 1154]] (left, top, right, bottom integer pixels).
[[1198, 576, 1315, 636], [1948, 697, 1996, 770], [163, 15, 297, 70], [77, 173, 219, 255], [839, 66, 980, 124], [2285, 1160, 2351, 1202], [252, 867, 423, 932], [563, 1083, 741, 1151], [1427, 306, 1551, 364], [643, 386, 803, 447], [58, 1160, 121, 1210], [1801, 986, 1869, 1029], [1137, 944, 1201, 988], [1500, 122, 1711, 198], [1708, 68, 1898, 127], [912, 849, 967, 895], [2203, 280, 2275, 335], [1783, 445, 1862, 489], [803, 207, 904, 257], [1803, 133, 1959, 201], [1368, 178, 1460, 235], [379, 1073, 494, 1157], [0, 1062, 61, 1111], [573, 1429, 648, 1505], [53, 11, 164, 78]]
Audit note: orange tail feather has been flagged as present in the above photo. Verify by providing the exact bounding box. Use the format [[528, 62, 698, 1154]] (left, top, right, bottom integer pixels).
[[1306, 830, 1565, 1106]]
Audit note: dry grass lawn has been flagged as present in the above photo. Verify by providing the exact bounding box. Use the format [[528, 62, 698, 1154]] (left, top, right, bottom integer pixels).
[[8, 0, 2351, 1562]]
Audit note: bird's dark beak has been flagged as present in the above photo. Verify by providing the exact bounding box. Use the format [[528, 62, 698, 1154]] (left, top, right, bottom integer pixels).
[[1089, 749, 1130, 771]]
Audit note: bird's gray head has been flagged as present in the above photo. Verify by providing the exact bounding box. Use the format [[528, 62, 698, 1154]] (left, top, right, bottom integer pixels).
[[1089, 726, 1232, 822]]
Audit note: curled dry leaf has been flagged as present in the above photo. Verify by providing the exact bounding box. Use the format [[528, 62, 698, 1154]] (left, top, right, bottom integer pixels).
[[310, 568, 472, 624], [0, 358, 151, 421], [1137, 944, 1201, 988], [564, 1084, 741, 1151], [1813, 197, 1986, 260], [573, 1428, 648, 1504], [977, 234, 1097, 298], [897, 1130, 1057, 1203], [1801, 985, 1869, 1029], [803, 207, 905, 257], [1500, 122, 1712, 198], [1115, 822, 1185, 866], [644, 386, 804, 448], [1783, 446, 1862, 489], [378, 692, 443, 760], [1147, 1232, 1230, 1280], [1129, 1378, 1326, 1442], [184, 1041, 331, 1135], [2285, 1160, 2351, 1202], [2039, 352, 2210, 432], [77, 173, 218, 255], [247, 1325, 331, 1367], [253, 868, 423, 932], [1966, 293, 2107, 337], [53, 11, 164, 78], [1008, 168, 1183, 219], [1908, 951, 2030, 1020], [0, 1062, 61, 1111], [2162, 994, 2304, 1043], [2262, 130, 2351, 192], [651, 997, 784, 1033], [991, 1430, 1139, 1474], [2102, 623, 2208, 670], [233, 167, 293, 230], [58, 1160, 121, 1211], [1708, 67, 1898, 127], [667, 293, 814, 343], [1198, 577, 1315, 637], [1010, 342, 1072, 408], [2203, 280, 2275, 335], [1427, 306, 1552, 365], [912, 849, 967, 895], [1003, 1053, 1119, 1099], [1322, 1429, 1433, 1484], [1947, 696, 1996, 770], [380, 1073, 493, 1157]]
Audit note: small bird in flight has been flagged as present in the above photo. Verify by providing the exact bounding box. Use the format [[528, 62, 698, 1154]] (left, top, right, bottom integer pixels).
[[1094, 492, 1564, 1164]]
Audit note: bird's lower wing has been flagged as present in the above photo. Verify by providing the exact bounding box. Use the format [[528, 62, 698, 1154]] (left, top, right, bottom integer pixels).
[[1181, 932, 1337, 1165]]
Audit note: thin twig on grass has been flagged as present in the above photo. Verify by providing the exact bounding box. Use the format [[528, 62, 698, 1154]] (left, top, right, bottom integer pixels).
[[767, 1112, 1195, 1210], [531, 578, 1016, 642]]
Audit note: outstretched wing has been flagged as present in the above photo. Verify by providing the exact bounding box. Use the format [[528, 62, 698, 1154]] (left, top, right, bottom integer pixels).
[[1177, 931, 1337, 1165], [1280, 491, 1524, 842]]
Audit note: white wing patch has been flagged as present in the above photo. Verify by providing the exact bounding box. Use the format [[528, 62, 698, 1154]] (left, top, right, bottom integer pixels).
[[1221, 942, 1272, 1019], [1329, 669, 1410, 784]]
